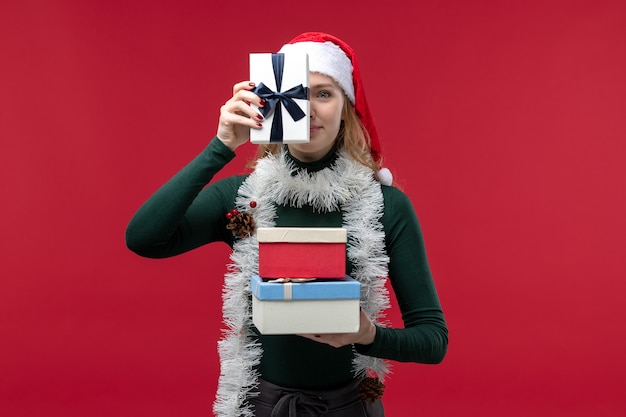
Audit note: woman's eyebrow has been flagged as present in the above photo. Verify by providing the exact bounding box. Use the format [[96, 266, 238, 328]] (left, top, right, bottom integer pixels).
[[310, 83, 337, 89]]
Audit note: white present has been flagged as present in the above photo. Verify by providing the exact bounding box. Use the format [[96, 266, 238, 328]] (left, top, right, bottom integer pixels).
[[251, 275, 361, 335], [249, 52, 310, 144]]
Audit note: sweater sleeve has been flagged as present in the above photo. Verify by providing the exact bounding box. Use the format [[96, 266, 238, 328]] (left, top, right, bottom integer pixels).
[[125, 137, 243, 258], [355, 187, 448, 364]]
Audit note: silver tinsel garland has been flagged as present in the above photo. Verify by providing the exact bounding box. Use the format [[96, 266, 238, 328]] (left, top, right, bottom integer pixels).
[[213, 150, 390, 417]]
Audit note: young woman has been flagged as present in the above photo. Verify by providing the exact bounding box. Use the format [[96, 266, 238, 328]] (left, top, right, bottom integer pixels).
[[126, 32, 448, 417]]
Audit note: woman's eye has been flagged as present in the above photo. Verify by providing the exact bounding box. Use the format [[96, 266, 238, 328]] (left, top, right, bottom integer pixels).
[[317, 91, 330, 98]]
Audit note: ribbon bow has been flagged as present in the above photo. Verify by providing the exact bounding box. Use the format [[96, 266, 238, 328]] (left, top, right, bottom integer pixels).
[[253, 53, 309, 143]]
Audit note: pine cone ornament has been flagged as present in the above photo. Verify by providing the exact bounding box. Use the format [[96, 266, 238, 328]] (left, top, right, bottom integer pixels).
[[226, 209, 256, 239], [358, 377, 385, 403]]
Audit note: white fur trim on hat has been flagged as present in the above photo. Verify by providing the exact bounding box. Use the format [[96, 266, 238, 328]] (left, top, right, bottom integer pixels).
[[279, 41, 355, 104]]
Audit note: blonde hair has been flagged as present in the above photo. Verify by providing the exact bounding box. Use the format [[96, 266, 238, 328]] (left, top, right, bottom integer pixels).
[[248, 98, 382, 176]]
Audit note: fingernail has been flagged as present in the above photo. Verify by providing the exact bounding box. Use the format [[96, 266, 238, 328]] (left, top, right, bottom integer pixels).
[[255, 114, 263, 120], [249, 82, 256, 87], [245, 100, 250, 106], [256, 122, 262, 127], [259, 99, 265, 107]]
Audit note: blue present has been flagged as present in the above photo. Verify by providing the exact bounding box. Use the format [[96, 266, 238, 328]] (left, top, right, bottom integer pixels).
[[250, 275, 361, 334], [250, 275, 360, 301]]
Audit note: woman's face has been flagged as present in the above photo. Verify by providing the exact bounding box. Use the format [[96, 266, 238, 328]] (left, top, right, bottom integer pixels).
[[288, 72, 344, 162]]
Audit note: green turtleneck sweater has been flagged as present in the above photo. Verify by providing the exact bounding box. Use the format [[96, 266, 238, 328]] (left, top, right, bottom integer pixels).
[[126, 137, 447, 390]]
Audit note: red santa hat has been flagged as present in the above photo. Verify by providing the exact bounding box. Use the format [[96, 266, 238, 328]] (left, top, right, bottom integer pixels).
[[279, 32, 393, 186]]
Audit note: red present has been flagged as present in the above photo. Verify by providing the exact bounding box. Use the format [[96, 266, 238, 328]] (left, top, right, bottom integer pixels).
[[257, 227, 347, 279]]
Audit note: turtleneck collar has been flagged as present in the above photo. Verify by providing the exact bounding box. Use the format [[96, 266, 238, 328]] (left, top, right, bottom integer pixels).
[[284, 145, 339, 173]]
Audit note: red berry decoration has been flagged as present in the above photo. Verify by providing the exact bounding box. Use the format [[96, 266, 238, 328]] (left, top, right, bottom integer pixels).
[[249, 201, 257, 208], [226, 212, 233, 220], [230, 208, 239, 216]]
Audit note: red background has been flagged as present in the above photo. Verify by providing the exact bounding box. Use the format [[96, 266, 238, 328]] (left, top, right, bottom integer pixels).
[[1, 1, 625, 416]]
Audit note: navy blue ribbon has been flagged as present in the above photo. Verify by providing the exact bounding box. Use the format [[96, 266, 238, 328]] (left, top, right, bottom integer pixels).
[[253, 53, 309, 143]]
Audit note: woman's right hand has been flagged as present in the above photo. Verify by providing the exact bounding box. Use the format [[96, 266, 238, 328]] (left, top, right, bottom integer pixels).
[[216, 81, 265, 151]]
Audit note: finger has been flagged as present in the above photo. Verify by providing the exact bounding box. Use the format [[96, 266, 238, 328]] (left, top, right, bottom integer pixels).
[[230, 85, 267, 111], [220, 111, 261, 130], [232, 90, 266, 110], [298, 334, 328, 344], [223, 99, 265, 122], [232, 80, 256, 96], [220, 106, 263, 131], [298, 334, 348, 348]]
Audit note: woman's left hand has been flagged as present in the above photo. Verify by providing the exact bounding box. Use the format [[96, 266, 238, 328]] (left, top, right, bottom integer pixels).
[[298, 309, 376, 348]]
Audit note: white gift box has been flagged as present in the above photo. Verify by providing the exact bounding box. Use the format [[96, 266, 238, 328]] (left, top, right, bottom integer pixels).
[[250, 52, 310, 144], [251, 275, 361, 335]]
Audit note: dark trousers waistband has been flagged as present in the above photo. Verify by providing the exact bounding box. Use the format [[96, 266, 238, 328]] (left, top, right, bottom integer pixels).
[[248, 378, 385, 417]]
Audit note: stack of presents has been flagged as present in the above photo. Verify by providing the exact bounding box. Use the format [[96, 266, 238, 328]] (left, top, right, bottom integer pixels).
[[251, 227, 361, 334]]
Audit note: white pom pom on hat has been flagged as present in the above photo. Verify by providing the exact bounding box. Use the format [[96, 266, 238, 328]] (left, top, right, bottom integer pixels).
[[279, 32, 393, 186], [377, 167, 393, 187]]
